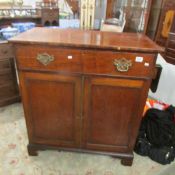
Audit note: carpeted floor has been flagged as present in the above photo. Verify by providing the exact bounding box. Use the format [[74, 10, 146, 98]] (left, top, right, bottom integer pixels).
[[0, 103, 174, 175]]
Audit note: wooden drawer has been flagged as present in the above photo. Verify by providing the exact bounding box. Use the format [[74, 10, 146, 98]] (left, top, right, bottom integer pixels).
[[16, 45, 82, 72], [0, 43, 13, 59], [82, 50, 155, 78], [16, 45, 156, 78]]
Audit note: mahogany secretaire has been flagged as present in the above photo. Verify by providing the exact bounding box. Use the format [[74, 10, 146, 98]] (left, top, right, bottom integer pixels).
[[9, 28, 163, 166]]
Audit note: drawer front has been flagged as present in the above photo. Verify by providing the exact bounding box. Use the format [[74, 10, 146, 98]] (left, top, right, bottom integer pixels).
[[82, 50, 156, 78], [16, 45, 82, 72], [0, 44, 13, 58], [16, 45, 156, 78]]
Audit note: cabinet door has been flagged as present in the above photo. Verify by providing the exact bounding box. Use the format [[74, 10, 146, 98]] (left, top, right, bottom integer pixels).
[[19, 72, 82, 148], [82, 77, 149, 153]]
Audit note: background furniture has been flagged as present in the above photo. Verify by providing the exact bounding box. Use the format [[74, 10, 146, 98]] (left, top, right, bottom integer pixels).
[[106, 0, 114, 18], [41, 8, 59, 26], [100, 22, 125, 32], [154, 0, 175, 47], [0, 16, 41, 27], [10, 28, 162, 166], [66, 0, 79, 18], [0, 42, 20, 107], [101, 9, 126, 32], [106, 0, 152, 34], [148, 2, 175, 107], [42, 0, 58, 8], [100, 16, 126, 33], [80, 0, 95, 30], [164, 14, 175, 64], [0, 7, 41, 27], [146, 0, 164, 40]]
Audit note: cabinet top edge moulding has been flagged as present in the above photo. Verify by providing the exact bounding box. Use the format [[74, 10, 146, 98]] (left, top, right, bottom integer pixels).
[[9, 27, 163, 53]]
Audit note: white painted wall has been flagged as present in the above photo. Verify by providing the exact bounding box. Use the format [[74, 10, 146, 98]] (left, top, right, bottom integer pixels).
[[149, 54, 175, 106]]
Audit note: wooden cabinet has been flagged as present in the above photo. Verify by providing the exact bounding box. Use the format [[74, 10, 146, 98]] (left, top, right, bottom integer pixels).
[[9, 28, 163, 166], [0, 42, 20, 107]]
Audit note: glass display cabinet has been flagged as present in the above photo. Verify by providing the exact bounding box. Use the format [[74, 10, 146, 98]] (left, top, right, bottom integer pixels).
[[106, 0, 152, 33]]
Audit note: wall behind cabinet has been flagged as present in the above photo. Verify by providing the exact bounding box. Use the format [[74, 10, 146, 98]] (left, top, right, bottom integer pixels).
[[149, 54, 175, 106]]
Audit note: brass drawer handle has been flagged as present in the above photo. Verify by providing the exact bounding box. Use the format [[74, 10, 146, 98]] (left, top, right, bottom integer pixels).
[[113, 58, 132, 72], [37, 53, 54, 66]]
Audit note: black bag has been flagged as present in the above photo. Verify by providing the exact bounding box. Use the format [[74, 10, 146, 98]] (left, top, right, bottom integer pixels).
[[142, 106, 175, 147], [134, 105, 175, 165], [149, 146, 175, 165], [134, 137, 151, 156], [134, 136, 175, 165]]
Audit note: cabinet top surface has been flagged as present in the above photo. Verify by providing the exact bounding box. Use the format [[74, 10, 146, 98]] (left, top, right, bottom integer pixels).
[[9, 27, 163, 53]]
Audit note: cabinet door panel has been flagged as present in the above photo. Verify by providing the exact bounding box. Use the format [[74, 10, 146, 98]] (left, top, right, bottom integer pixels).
[[82, 77, 147, 153], [19, 72, 81, 148]]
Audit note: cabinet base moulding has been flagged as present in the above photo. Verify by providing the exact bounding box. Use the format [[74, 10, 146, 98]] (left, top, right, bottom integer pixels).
[[27, 143, 134, 166]]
